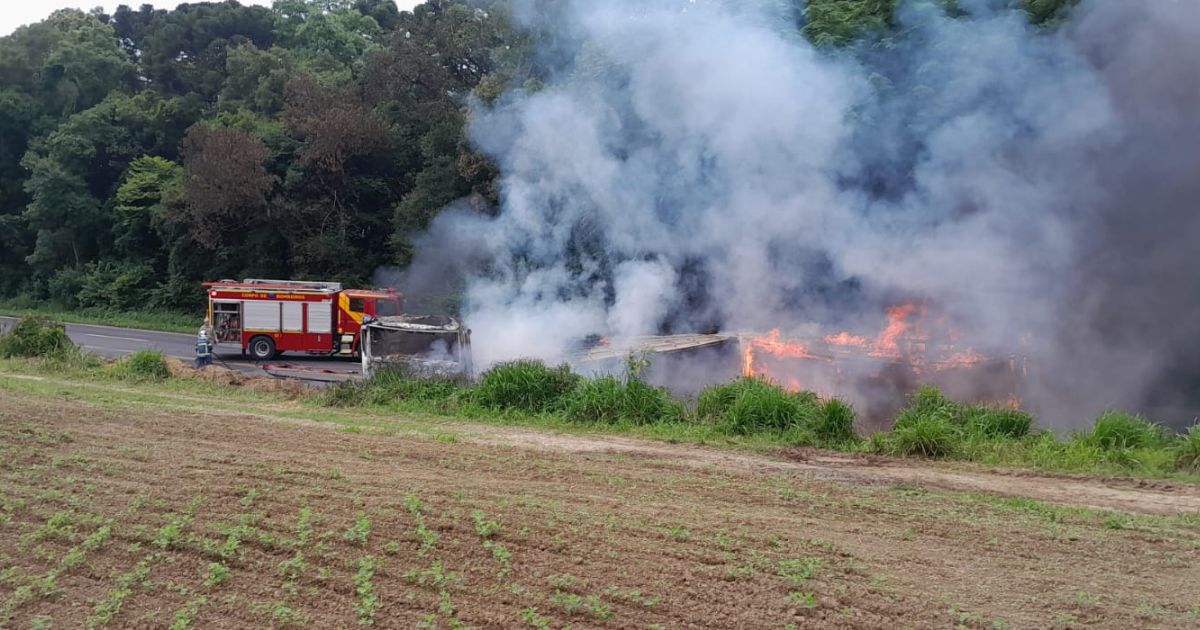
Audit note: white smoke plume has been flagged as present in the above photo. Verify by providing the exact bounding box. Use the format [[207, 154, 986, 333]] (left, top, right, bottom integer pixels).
[[390, 0, 1200, 428]]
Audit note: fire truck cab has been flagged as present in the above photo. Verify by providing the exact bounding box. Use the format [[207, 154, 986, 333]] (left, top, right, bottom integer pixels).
[[203, 279, 402, 361]]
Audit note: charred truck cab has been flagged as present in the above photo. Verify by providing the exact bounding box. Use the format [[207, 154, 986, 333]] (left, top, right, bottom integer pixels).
[[202, 279, 403, 361]]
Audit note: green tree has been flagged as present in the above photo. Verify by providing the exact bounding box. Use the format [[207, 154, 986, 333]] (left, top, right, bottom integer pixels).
[[37, 10, 136, 116], [272, 0, 385, 84], [20, 92, 198, 274], [0, 9, 133, 117], [803, 0, 894, 47], [140, 1, 275, 99], [113, 155, 184, 263], [219, 42, 292, 113]]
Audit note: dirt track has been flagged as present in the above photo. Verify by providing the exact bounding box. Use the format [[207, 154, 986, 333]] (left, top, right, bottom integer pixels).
[[474, 429, 1200, 517], [0, 387, 1197, 628]]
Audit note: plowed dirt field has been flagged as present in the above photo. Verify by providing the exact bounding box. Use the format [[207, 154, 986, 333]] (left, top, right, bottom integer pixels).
[[0, 387, 1197, 628]]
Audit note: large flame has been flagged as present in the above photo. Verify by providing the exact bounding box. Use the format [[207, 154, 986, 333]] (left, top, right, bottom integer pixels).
[[740, 329, 821, 382], [931, 349, 987, 371], [824, 331, 869, 347], [736, 301, 1020, 413], [868, 302, 925, 358], [822, 302, 927, 358], [741, 301, 960, 383]]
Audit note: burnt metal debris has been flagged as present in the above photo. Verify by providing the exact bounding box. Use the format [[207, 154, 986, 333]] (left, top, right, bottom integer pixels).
[[361, 315, 473, 378]]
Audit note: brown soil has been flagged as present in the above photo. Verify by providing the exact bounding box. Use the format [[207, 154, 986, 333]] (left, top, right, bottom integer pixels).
[[164, 358, 310, 398], [466, 431, 1200, 516], [0, 389, 1197, 629]]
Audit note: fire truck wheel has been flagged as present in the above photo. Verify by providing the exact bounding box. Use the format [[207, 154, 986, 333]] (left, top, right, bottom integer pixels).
[[248, 335, 276, 361]]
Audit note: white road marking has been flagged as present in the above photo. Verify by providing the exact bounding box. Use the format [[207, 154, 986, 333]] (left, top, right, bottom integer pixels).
[[81, 333, 154, 343]]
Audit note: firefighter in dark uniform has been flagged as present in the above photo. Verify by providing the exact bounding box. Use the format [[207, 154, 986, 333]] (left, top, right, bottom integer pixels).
[[195, 328, 214, 368]]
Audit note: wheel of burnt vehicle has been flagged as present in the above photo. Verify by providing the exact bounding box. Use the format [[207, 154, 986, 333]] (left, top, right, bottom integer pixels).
[[248, 335, 276, 361]]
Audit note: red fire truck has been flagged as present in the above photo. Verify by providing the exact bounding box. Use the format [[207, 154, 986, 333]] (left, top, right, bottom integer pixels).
[[203, 279, 403, 360]]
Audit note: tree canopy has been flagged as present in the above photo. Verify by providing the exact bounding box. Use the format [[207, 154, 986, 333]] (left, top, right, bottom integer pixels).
[[0, 0, 1079, 311]]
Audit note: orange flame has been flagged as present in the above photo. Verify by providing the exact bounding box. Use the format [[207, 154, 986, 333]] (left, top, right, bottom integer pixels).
[[824, 331, 869, 347], [868, 302, 925, 358], [733, 301, 1019, 407], [931, 349, 987, 371], [741, 329, 821, 381]]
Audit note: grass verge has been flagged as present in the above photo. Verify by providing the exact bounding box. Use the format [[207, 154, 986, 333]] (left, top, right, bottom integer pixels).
[[0, 315, 1197, 483], [0, 300, 199, 334]]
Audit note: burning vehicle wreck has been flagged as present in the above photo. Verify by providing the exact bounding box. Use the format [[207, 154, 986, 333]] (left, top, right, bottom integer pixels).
[[559, 303, 1025, 429], [733, 304, 1027, 428], [357, 299, 1022, 430], [360, 315, 472, 378]]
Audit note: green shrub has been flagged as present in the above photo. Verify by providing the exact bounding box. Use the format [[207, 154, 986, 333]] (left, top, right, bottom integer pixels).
[[865, 431, 890, 454], [1034, 434, 1106, 472], [885, 415, 960, 458], [893, 386, 962, 429], [75, 261, 157, 312], [322, 366, 463, 408], [720, 378, 815, 434], [115, 350, 170, 381], [1087, 411, 1163, 451], [964, 406, 1033, 439], [473, 360, 581, 412], [1173, 425, 1200, 472], [696, 378, 837, 437], [367, 367, 462, 403], [321, 381, 362, 407], [1113, 446, 1175, 474], [563, 375, 683, 425], [695, 380, 741, 420], [0, 317, 77, 359], [621, 378, 683, 424], [887, 387, 1037, 456], [813, 399, 858, 445], [563, 375, 624, 422]]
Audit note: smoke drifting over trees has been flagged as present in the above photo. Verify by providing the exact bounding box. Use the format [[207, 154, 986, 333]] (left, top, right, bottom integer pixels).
[[400, 0, 1200, 427]]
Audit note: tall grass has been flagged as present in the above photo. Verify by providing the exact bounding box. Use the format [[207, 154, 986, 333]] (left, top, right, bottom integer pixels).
[[885, 415, 959, 457], [563, 375, 683, 425], [309, 357, 1195, 480], [322, 366, 465, 409], [813, 399, 858, 445], [1175, 426, 1200, 472], [472, 360, 580, 413], [0, 317, 77, 359], [880, 385, 1036, 458], [1084, 411, 1165, 451], [892, 385, 961, 429], [696, 378, 858, 447], [114, 350, 171, 381], [965, 406, 1034, 439]]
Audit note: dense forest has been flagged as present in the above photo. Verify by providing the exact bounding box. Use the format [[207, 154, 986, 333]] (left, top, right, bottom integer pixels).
[[0, 0, 1074, 313]]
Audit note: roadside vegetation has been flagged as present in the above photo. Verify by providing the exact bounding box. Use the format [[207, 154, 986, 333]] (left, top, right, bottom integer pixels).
[[326, 361, 1200, 480], [0, 299, 199, 335], [2, 315, 1198, 482], [0, 317, 79, 361]]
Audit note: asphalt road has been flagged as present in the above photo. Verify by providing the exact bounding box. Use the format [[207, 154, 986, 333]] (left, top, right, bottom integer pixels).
[[0, 316, 360, 381]]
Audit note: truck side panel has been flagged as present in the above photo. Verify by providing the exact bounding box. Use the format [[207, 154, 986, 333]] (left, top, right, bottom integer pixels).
[[308, 301, 333, 334], [282, 302, 303, 332], [244, 301, 281, 332]]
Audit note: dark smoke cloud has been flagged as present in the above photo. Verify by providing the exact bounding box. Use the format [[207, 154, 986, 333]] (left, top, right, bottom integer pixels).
[[388, 0, 1200, 429], [1040, 0, 1200, 427]]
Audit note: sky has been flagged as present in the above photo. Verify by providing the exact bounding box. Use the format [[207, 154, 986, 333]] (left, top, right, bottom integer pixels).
[[1, 0, 423, 36]]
